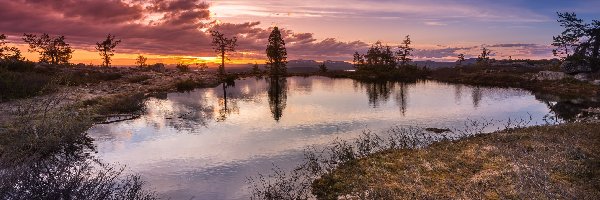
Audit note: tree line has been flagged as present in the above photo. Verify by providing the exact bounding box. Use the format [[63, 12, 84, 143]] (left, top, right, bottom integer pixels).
[[0, 27, 289, 77]]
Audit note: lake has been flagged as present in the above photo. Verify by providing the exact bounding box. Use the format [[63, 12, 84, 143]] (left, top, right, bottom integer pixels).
[[88, 76, 560, 199]]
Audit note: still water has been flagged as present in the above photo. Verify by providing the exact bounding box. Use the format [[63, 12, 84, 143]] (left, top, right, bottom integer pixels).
[[88, 76, 559, 199]]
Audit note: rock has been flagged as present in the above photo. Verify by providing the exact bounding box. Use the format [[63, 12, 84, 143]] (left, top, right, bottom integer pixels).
[[573, 73, 589, 81], [560, 61, 592, 74], [592, 80, 600, 86], [532, 71, 567, 81]]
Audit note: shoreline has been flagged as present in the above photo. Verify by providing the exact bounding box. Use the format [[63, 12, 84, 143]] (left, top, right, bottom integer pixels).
[[311, 121, 600, 199]]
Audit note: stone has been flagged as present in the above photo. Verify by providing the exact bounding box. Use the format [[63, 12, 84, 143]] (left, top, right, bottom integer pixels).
[[592, 80, 600, 86], [532, 71, 567, 81], [573, 73, 589, 82], [560, 61, 592, 74]]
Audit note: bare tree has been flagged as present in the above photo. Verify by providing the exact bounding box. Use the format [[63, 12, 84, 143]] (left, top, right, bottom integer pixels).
[[22, 33, 73, 65], [96, 34, 121, 67], [210, 30, 237, 75], [135, 55, 147, 68]]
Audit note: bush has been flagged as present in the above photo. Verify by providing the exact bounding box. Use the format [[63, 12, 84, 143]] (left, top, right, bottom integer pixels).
[[0, 95, 157, 200], [0, 69, 55, 101], [175, 79, 197, 92], [95, 93, 147, 116], [176, 63, 190, 72]]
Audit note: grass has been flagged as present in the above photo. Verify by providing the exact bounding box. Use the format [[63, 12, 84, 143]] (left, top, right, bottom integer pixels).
[[83, 93, 147, 117], [312, 122, 600, 199], [174, 78, 217, 92]]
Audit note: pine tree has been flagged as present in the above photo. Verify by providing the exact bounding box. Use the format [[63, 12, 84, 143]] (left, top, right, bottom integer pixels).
[[397, 35, 413, 67], [266, 27, 288, 76]]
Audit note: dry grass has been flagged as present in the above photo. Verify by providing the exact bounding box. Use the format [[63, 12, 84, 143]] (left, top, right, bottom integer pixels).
[[313, 122, 600, 199]]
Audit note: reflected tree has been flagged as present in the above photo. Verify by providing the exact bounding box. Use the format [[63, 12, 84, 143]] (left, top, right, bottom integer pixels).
[[454, 84, 463, 103], [359, 81, 395, 108], [395, 82, 408, 116], [267, 76, 288, 121], [216, 81, 239, 122], [471, 86, 482, 108]]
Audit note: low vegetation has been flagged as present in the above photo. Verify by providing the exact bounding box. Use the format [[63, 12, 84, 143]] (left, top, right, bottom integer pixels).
[[313, 122, 599, 199], [0, 95, 157, 199], [249, 120, 599, 199]]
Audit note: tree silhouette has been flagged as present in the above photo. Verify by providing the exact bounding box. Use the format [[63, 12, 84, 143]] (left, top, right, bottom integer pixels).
[[477, 47, 492, 64], [96, 34, 121, 67], [397, 35, 413, 67], [553, 12, 600, 70], [176, 63, 190, 72], [456, 53, 465, 67], [22, 33, 73, 65], [135, 55, 147, 68], [354, 41, 396, 72], [266, 27, 288, 76], [319, 63, 328, 73], [198, 63, 209, 72], [210, 30, 237, 75], [0, 34, 22, 61], [251, 63, 261, 75]]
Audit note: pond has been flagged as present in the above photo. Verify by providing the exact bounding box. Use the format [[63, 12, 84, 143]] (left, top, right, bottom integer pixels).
[[88, 76, 561, 199]]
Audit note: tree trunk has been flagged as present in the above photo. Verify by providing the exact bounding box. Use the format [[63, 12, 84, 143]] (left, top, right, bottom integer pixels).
[[221, 47, 225, 75]]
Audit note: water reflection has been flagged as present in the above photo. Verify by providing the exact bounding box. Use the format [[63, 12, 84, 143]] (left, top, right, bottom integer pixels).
[[88, 77, 575, 199], [267, 77, 288, 121], [472, 86, 482, 108], [217, 82, 240, 122]]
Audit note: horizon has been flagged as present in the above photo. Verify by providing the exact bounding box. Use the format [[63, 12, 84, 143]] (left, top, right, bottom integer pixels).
[[2, 0, 599, 66]]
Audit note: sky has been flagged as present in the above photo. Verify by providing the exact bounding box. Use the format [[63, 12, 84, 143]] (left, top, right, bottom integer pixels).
[[1, 0, 599, 65]]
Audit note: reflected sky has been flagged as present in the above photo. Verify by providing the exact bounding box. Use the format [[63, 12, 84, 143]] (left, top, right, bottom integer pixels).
[[88, 76, 557, 199]]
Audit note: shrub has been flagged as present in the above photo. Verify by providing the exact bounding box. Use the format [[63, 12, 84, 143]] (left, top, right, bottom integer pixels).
[[176, 63, 190, 72], [0, 69, 55, 101], [175, 79, 197, 92], [95, 93, 146, 116], [0, 95, 157, 199]]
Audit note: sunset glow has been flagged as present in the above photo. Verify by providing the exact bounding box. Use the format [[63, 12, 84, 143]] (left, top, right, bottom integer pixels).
[[2, 0, 599, 65]]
